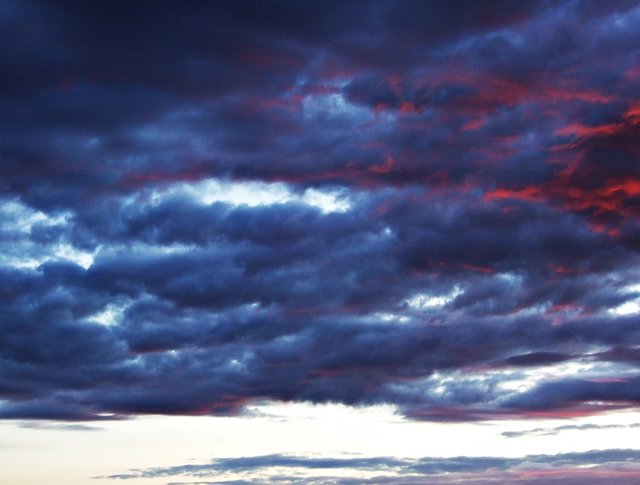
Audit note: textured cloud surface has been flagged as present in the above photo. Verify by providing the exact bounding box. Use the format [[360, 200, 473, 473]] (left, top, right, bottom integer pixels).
[[2, 0, 640, 423], [101, 449, 640, 484]]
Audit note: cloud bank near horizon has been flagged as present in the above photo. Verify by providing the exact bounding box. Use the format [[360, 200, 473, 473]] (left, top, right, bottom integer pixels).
[[2, 0, 640, 422], [99, 449, 640, 484]]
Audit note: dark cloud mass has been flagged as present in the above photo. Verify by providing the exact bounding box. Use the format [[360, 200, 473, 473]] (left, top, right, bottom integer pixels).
[[2, 0, 640, 421]]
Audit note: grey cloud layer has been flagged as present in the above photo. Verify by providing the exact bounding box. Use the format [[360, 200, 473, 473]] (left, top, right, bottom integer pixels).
[[101, 449, 640, 483]]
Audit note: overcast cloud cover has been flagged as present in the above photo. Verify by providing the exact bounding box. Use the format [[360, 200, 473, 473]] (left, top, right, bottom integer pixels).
[[2, 2, 640, 475]]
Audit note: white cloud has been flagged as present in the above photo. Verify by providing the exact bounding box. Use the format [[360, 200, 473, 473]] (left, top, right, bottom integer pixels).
[[609, 283, 640, 316], [152, 178, 352, 213], [89, 302, 130, 327], [405, 286, 463, 310], [0, 198, 96, 269]]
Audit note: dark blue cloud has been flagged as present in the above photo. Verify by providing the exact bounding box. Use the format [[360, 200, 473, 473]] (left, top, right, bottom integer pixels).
[[1, 0, 640, 422]]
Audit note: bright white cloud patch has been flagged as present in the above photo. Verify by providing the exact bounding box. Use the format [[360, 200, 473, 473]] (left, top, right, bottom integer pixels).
[[156, 178, 352, 213], [368, 312, 412, 324], [405, 286, 463, 310], [0, 198, 69, 231], [0, 198, 96, 269], [51, 243, 97, 269], [609, 283, 640, 316], [302, 188, 351, 213], [89, 302, 131, 327]]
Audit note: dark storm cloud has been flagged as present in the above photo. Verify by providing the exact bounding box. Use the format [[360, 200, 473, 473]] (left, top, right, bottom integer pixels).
[[100, 449, 640, 482], [504, 376, 640, 413], [2, 1, 640, 421]]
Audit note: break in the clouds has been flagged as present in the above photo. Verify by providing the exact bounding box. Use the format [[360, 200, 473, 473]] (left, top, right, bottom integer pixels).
[[2, 0, 640, 423]]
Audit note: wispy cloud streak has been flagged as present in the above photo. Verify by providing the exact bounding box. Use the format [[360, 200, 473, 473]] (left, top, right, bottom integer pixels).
[[99, 449, 640, 483]]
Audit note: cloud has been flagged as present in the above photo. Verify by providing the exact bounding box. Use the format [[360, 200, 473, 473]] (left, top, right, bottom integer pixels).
[[98, 449, 640, 483], [16, 421, 102, 432], [502, 422, 640, 439], [2, 1, 640, 422]]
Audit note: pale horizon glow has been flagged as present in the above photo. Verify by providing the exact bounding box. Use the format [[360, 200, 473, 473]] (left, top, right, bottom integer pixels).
[[2, 403, 640, 484]]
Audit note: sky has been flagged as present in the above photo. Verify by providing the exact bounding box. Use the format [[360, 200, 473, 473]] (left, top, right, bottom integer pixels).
[[1, 0, 640, 483]]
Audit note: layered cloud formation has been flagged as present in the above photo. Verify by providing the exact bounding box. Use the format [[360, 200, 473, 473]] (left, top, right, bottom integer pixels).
[[2, 1, 640, 422], [101, 449, 640, 484]]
